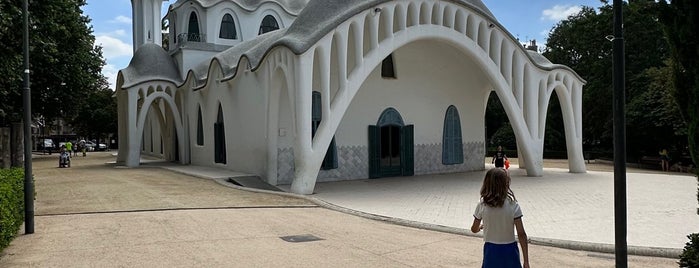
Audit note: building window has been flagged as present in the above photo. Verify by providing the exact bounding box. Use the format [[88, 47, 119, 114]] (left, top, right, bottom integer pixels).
[[442, 105, 464, 165], [188, 12, 201, 42], [368, 108, 414, 178], [258, 15, 279, 35], [196, 106, 204, 146], [219, 13, 237, 39], [381, 54, 396, 78], [214, 105, 226, 164], [312, 91, 338, 170]]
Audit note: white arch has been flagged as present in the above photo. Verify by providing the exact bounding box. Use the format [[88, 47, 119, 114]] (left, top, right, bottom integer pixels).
[[286, 1, 585, 194], [135, 88, 186, 165]]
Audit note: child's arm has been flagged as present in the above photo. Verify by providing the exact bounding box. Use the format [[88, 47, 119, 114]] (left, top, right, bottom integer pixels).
[[470, 217, 482, 233], [515, 218, 529, 268]]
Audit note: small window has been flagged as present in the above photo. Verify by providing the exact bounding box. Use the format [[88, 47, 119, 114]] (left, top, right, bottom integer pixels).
[[259, 15, 280, 35], [442, 105, 464, 165], [219, 14, 237, 39], [214, 105, 226, 164], [188, 12, 201, 42], [196, 106, 204, 145], [381, 54, 396, 78]]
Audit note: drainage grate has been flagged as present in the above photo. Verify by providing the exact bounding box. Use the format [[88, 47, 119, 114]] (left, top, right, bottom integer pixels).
[[279, 234, 324, 243]]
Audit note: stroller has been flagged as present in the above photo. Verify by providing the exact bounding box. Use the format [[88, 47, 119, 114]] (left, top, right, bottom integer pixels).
[[59, 147, 71, 168]]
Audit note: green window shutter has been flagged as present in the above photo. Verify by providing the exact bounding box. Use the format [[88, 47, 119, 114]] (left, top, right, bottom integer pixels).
[[322, 137, 338, 170], [368, 125, 380, 178], [312, 91, 322, 121], [442, 106, 463, 165], [401, 125, 414, 176]]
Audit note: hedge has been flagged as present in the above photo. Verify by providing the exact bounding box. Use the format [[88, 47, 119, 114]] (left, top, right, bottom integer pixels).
[[0, 168, 24, 252]]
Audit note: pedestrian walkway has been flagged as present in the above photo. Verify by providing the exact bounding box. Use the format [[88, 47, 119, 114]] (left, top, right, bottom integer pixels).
[[159, 162, 698, 257], [303, 166, 698, 255], [0, 153, 680, 267]]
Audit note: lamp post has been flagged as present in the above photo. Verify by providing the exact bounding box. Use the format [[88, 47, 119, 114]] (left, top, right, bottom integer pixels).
[[23, 0, 35, 234], [612, 0, 626, 266]]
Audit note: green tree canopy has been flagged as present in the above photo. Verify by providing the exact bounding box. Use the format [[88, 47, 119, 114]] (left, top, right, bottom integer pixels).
[[0, 0, 109, 127], [659, 0, 699, 167], [543, 0, 682, 159], [71, 88, 117, 139]]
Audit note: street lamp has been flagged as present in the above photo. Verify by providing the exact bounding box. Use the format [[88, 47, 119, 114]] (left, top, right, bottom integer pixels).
[[22, 0, 35, 234]]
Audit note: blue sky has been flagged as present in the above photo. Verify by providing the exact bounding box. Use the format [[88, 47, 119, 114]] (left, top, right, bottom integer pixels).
[[82, 0, 604, 89]]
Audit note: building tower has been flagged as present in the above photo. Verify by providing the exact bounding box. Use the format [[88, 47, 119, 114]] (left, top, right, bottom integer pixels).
[[131, 0, 166, 52]]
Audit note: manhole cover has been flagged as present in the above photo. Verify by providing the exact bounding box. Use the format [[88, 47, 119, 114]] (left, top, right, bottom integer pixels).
[[279, 234, 324, 243]]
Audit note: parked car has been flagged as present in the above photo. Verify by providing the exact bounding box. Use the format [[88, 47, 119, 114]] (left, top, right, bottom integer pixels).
[[37, 138, 55, 153], [96, 142, 108, 151], [83, 141, 107, 151]]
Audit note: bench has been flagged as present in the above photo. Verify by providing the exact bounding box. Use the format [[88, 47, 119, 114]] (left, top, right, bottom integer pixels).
[[638, 156, 662, 169]]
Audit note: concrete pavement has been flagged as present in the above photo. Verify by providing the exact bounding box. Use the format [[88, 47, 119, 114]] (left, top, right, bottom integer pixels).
[[0, 152, 684, 267]]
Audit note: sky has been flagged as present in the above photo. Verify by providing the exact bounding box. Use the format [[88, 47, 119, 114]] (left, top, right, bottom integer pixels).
[[82, 0, 604, 90]]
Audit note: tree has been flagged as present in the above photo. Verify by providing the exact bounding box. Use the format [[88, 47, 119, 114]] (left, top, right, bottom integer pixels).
[[658, 0, 699, 212], [543, 0, 678, 159], [71, 88, 117, 140], [0, 0, 108, 126]]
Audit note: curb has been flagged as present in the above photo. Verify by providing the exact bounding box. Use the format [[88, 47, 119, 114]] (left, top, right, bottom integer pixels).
[[159, 165, 682, 260]]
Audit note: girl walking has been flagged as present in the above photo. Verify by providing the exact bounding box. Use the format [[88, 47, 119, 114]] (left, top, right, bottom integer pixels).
[[471, 168, 529, 268]]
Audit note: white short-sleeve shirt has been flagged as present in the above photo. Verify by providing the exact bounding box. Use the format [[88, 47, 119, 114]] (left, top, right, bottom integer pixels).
[[473, 199, 523, 244]]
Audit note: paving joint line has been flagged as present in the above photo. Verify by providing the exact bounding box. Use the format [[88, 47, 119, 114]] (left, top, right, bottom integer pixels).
[[35, 205, 319, 217]]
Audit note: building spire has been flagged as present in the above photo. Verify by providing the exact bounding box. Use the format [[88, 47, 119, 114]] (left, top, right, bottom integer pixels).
[[131, 0, 167, 52]]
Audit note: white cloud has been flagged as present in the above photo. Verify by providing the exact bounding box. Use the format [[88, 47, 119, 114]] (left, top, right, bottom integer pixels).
[[102, 64, 120, 90], [94, 34, 132, 89], [111, 29, 127, 37], [541, 5, 582, 21], [110, 15, 132, 24], [95, 35, 132, 60]]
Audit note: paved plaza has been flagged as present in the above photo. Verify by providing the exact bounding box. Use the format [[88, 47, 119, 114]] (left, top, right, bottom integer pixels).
[[307, 165, 698, 252], [0, 152, 689, 267]]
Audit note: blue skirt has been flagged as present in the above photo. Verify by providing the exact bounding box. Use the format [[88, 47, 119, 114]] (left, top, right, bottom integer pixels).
[[483, 242, 521, 268]]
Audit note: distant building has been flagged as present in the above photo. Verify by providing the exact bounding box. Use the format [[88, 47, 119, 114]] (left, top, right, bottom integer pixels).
[[118, 0, 587, 194]]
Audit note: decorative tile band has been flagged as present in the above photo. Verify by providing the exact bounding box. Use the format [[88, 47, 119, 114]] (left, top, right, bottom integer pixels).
[[277, 141, 485, 184]]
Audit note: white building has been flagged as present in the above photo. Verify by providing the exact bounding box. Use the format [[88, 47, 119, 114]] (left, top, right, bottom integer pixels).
[[117, 0, 587, 195]]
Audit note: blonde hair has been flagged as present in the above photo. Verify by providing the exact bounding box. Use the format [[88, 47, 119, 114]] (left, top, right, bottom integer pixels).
[[480, 168, 516, 207]]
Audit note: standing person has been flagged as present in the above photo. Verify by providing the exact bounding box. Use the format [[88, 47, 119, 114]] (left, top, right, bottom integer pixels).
[[492, 146, 508, 168], [471, 168, 529, 268], [80, 140, 87, 157], [65, 141, 73, 158], [659, 148, 670, 171]]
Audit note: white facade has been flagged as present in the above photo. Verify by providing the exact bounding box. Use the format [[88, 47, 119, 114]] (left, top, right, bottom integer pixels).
[[118, 0, 587, 195]]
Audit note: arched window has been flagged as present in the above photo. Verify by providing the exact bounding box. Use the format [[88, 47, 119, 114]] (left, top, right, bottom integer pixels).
[[381, 54, 396, 78], [258, 15, 279, 35], [219, 13, 237, 39], [214, 105, 226, 164], [442, 105, 463, 165], [196, 106, 204, 146], [188, 12, 201, 42], [312, 91, 338, 170]]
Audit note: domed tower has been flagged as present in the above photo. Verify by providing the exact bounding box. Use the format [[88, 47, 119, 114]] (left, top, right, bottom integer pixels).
[[131, 0, 167, 52]]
